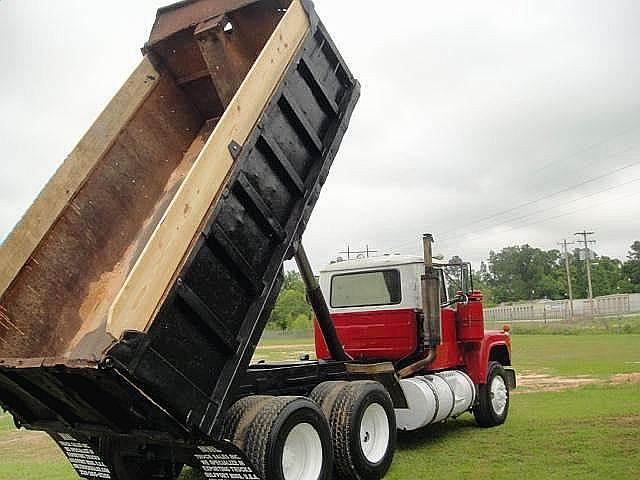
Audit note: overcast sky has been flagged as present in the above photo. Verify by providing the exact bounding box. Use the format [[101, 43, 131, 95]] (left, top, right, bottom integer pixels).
[[1, 0, 639, 271]]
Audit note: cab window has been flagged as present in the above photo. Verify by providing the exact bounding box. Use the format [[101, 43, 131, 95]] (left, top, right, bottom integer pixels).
[[330, 269, 401, 308]]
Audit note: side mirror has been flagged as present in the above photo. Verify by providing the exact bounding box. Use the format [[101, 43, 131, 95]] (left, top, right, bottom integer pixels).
[[455, 291, 469, 305]]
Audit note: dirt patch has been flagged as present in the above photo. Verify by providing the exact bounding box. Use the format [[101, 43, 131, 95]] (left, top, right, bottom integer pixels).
[[0, 429, 60, 460], [515, 372, 640, 393], [611, 373, 640, 384], [516, 373, 603, 392], [607, 415, 640, 427]]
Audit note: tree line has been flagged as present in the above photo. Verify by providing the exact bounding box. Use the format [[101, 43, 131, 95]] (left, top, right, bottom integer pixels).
[[477, 240, 640, 306], [268, 240, 640, 330], [267, 270, 314, 332]]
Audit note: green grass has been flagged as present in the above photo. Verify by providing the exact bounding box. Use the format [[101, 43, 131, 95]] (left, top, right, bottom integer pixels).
[[387, 384, 640, 480], [0, 460, 76, 480], [256, 334, 314, 347], [0, 414, 77, 480], [0, 412, 14, 434], [513, 334, 640, 377], [259, 331, 640, 376], [1, 333, 639, 479], [251, 334, 315, 362], [485, 314, 640, 335]]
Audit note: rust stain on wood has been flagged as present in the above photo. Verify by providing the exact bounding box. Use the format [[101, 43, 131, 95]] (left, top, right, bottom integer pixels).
[[0, 74, 205, 360], [0, 0, 298, 363]]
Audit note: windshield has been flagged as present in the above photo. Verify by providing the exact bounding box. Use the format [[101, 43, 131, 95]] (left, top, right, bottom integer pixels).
[[330, 269, 402, 308]]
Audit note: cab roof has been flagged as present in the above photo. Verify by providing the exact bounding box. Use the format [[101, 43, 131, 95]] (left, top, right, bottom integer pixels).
[[320, 255, 424, 274]]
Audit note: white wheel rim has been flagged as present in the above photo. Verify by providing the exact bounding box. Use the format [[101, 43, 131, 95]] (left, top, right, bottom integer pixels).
[[282, 423, 323, 480], [360, 403, 390, 464], [490, 376, 508, 416]]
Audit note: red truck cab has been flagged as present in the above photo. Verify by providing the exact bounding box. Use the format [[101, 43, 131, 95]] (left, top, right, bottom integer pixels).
[[314, 255, 514, 387]]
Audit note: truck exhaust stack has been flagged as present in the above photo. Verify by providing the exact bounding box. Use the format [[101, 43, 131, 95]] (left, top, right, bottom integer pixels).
[[422, 233, 443, 347]]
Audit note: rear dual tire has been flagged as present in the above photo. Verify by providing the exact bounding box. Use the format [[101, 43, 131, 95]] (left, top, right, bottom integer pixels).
[[223, 380, 395, 480], [224, 396, 333, 480], [311, 380, 396, 480]]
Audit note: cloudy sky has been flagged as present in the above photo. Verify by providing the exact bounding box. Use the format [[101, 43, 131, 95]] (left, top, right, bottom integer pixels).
[[1, 0, 639, 271]]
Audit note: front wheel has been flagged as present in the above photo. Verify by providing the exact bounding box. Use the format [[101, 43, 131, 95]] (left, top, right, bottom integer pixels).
[[473, 361, 510, 427]]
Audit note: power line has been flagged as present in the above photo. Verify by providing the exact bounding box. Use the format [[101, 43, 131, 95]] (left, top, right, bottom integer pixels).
[[437, 174, 640, 242], [436, 187, 640, 250], [378, 133, 640, 255], [381, 150, 640, 255], [437, 146, 640, 239], [381, 172, 640, 255], [527, 125, 640, 178]]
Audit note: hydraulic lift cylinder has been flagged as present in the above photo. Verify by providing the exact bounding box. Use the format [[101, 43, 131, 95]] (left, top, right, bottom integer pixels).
[[295, 244, 351, 361]]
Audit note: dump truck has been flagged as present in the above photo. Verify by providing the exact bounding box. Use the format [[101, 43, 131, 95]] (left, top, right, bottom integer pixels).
[[0, 1, 515, 479]]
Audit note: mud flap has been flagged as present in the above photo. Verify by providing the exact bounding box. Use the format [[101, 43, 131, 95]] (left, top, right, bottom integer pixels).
[[504, 367, 517, 390], [192, 444, 260, 480], [51, 432, 113, 479], [51, 432, 260, 480]]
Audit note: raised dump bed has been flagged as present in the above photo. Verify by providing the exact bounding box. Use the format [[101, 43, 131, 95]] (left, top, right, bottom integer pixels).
[[0, 0, 358, 441]]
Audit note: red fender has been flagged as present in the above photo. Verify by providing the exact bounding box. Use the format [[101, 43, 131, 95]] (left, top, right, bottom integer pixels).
[[463, 331, 512, 385]]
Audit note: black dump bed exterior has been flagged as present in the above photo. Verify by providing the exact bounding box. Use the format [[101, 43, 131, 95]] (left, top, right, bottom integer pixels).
[[0, 0, 359, 443]]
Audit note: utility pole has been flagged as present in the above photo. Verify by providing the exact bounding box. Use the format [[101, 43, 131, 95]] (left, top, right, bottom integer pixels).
[[574, 231, 596, 300], [558, 239, 575, 321], [575, 230, 596, 317]]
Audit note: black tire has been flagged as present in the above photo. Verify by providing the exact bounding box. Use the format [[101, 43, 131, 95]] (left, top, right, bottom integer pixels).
[[243, 396, 333, 480], [222, 395, 273, 447], [319, 381, 396, 480], [473, 361, 510, 427], [309, 381, 349, 416]]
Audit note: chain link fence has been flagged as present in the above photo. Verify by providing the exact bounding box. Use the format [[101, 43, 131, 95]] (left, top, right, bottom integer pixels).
[[484, 293, 640, 326]]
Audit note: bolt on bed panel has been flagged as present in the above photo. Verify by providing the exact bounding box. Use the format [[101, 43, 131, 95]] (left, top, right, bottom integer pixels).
[[0, 0, 359, 441], [105, 0, 310, 341], [108, 14, 360, 437], [0, 0, 299, 363]]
